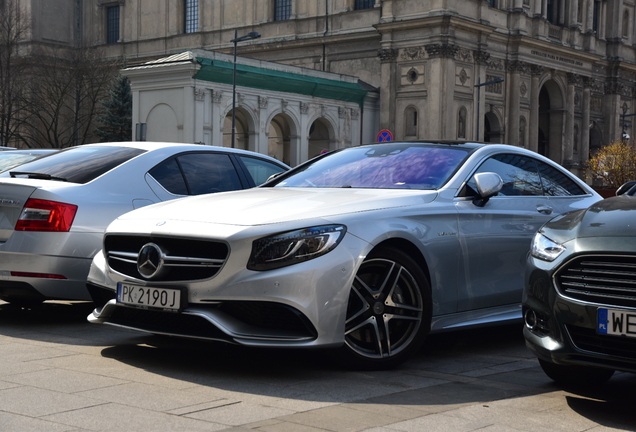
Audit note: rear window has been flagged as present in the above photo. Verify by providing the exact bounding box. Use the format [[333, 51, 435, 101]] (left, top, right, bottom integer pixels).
[[1, 146, 146, 184]]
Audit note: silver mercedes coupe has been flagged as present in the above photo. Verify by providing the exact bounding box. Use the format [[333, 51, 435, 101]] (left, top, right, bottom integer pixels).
[[87, 142, 601, 369]]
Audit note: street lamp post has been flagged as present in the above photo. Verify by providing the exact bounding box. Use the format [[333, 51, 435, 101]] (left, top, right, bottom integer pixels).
[[474, 77, 504, 142], [231, 30, 261, 148]]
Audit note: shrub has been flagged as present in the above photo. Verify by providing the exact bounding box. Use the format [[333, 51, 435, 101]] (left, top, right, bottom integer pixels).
[[587, 141, 636, 189]]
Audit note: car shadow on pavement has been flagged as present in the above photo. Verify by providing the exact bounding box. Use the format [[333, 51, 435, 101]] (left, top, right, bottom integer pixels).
[[2, 301, 635, 430]]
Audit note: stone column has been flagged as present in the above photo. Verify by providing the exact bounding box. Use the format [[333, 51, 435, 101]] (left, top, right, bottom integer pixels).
[[210, 89, 226, 148], [541, 0, 548, 19], [192, 87, 206, 144], [507, 61, 523, 146], [581, 79, 591, 165], [297, 102, 311, 163], [377, 48, 399, 133], [528, 65, 543, 153], [426, 44, 458, 140], [563, 74, 578, 166]]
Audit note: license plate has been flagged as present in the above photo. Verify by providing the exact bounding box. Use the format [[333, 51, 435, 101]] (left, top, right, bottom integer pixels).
[[117, 283, 184, 311], [597, 308, 636, 337]]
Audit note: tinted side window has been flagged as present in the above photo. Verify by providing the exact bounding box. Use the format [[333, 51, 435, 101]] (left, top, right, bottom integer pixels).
[[536, 161, 586, 196], [179, 153, 242, 195], [3, 147, 146, 184], [468, 154, 542, 196], [239, 156, 286, 185], [149, 158, 188, 195]]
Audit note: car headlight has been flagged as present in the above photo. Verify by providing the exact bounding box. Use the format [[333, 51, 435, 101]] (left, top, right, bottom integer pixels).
[[531, 232, 566, 262], [248, 225, 347, 271]]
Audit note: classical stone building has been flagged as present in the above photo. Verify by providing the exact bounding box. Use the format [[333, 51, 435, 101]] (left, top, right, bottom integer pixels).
[[13, 1, 636, 170], [124, 50, 377, 166]]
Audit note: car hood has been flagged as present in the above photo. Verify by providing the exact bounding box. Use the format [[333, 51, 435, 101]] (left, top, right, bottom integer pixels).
[[543, 195, 636, 242], [116, 187, 437, 226]]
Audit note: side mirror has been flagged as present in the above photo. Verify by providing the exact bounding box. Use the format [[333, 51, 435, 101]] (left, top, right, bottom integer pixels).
[[616, 181, 636, 196], [473, 172, 503, 207]]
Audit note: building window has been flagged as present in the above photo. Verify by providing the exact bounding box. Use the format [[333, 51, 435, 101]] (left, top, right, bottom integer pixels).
[[405, 107, 418, 137], [354, 0, 374, 10], [622, 10, 629, 39], [184, 0, 199, 33], [593, 0, 601, 34], [274, 0, 291, 21], [457, 107, 467, 139], [106, 5, 120, 44], [487, 0, 497, 8]]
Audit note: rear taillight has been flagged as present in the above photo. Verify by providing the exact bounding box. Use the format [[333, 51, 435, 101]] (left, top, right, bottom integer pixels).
[[15, 199, 78, 232]]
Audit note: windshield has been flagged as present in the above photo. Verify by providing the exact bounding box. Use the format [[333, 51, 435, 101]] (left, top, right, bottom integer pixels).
[[275, 144, 470, 189], [1, 146, 146, 184]]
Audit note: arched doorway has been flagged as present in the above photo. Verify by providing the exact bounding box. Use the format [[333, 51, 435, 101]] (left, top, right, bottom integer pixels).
[[223, 108, 252, 150], [268, 114, 293, 165], [308, 118, 335, 159], [538, 80, 564, 162], [484, 112, 502, 143]]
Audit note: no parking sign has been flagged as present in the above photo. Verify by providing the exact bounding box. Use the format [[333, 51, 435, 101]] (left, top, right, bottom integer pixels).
[[376, 129, 393, 142]]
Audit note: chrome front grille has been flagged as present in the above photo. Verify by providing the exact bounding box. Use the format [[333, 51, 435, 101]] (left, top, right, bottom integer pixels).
[[104, 234, 229, 282], [555, 254, 636, 308]]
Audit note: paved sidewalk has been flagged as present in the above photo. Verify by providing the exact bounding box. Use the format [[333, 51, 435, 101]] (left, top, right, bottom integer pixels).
[[0, 301, 634, 431]]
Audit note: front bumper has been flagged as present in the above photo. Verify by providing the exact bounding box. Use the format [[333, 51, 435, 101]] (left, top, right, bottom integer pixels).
[[523, 256, 636, 374], [87, 231, 370, 348]]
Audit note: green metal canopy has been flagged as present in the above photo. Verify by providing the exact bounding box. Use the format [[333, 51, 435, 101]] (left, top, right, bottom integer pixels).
[[194, 58, 367, 107]]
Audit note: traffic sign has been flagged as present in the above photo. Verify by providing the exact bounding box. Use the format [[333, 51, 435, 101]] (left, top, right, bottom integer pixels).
[[376, 129, 393, 142]]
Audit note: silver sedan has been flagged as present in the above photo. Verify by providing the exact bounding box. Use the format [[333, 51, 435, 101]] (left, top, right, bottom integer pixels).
[[0, 142, 288, 305], [87, 142, 601, 369]]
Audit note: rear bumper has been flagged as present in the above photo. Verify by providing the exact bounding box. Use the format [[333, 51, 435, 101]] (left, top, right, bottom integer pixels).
[[0, 252, 93, 301]]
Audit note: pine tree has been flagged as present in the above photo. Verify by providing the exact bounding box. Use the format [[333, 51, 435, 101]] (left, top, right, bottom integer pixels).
[[95, 75, 132, 142]]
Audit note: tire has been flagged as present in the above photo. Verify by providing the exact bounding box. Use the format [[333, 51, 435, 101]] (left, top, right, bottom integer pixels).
[[338, 246, 432, 370], [539, 359, 614, 386]]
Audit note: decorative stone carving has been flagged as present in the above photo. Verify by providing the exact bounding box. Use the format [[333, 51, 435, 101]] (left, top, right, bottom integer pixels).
[[338, 107, 347, 119], [520, 81, 528, 97], [400, 47, 426, 61], [530, 64, 544, 76], [507, 60, 530, 75], [458, 68, 469, 86], [351, 108, 359, 120], [377, 48, 399, 62], [473, 50, 490, 65], [487, 58, 505, 71], [485, 75, 504, 94], [456, 47, 473, 62], [212, 90, 222, 104], [300, 102, 309, 114], [425, 44, 459, 59], [281, 99, 288, 112], [194, 87, 206, 101], [258, 96, 268, 109], [567, 73, 583, 86]]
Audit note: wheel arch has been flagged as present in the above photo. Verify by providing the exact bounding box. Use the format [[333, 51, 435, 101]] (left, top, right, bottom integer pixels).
[[372, 238, 431, 285]]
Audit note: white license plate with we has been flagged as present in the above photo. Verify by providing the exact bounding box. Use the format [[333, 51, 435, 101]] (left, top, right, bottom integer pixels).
[[597, 308, 636, 337], [117, 283, 183, 311]]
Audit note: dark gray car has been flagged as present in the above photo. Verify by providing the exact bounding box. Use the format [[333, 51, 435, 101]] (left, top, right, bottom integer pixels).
[[523, 186, 636, 385]]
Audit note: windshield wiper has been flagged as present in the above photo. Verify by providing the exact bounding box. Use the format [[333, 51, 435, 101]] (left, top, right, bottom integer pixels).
[[9, 171, 68, 182]]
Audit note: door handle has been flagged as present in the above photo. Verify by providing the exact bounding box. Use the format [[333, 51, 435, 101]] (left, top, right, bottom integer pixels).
[[536, 204, 553, 215]]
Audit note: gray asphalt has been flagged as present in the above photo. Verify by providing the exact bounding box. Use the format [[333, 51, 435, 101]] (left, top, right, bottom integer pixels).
[[0, 300, 634, 431]]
